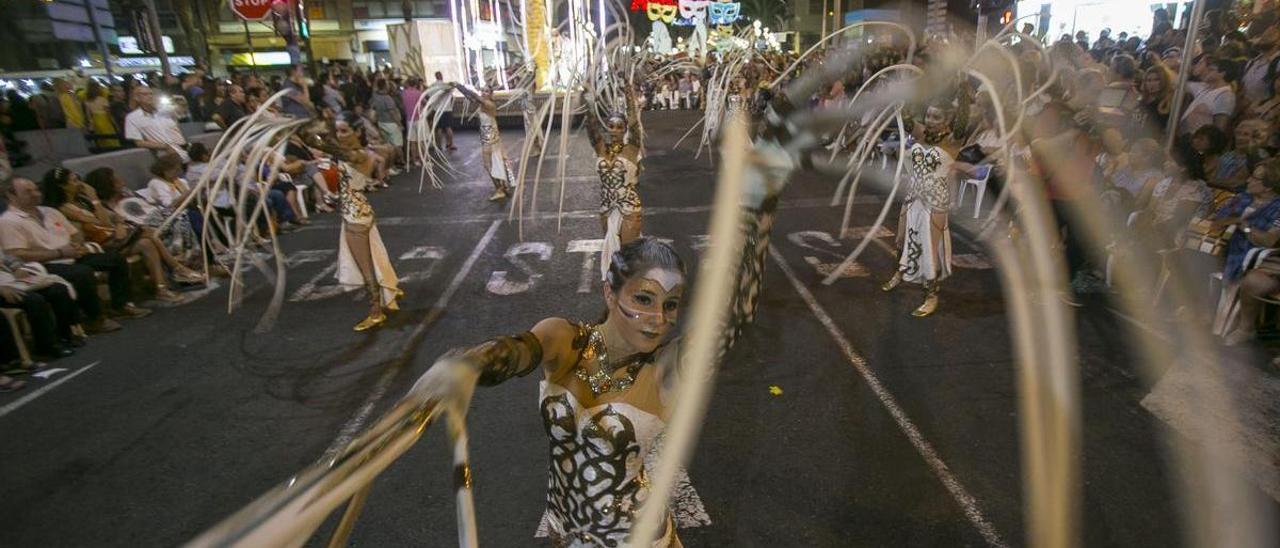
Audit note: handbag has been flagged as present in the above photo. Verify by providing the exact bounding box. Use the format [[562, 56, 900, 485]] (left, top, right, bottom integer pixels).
[[80, 222, 116, 244]]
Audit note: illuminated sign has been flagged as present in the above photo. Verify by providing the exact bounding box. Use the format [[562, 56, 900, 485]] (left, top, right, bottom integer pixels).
[[635, 0, 738, 26]]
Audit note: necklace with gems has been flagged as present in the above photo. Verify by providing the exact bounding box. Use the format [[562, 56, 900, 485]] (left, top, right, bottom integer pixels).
[[575, 324, 650, 396]]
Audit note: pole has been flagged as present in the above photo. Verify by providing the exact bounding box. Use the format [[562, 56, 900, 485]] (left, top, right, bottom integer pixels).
[[243, 19, 259, 77], [832, 0, 842, 44], [142, 0, 171, 76], [83, 0, 114, 80], [1165, 0, 1205, 152], [297, 0, 319, 76], [821, 0, 828, 39], [976, 13, 989, 45]]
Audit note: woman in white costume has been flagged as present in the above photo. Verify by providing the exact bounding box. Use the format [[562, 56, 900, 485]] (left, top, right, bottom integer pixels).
[[881, 102, 960, 317], [586, 89, 645, 281], [454, 84, 515, 202], [329, 112, 403, 331]]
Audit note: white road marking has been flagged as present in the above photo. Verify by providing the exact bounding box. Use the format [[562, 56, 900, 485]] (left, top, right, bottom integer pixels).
[[323, 220, 502, 458], [31, 368, 68, 379], [288, 263, 349, 302], [567, 239, 604, 294], [768, 246, 1008, 547], [286, 249, 335, 266], [0, 361, 100, 420], [485, 242, 552, 295]]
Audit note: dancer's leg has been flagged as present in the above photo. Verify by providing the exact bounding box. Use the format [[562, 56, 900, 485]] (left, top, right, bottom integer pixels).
[[343, 222, 383, 319]]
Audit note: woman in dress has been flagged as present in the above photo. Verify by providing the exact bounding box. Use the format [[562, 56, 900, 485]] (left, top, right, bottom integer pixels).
[[586, 90, 645, 280], [413, 161, 785, 546], [83, 80, 120, 149], [881, 102, 962, 317], [84, 166, 201, 269], [453, 84, 515, 201], [41, 168, 203, 303], [327, 112, 403, 331]]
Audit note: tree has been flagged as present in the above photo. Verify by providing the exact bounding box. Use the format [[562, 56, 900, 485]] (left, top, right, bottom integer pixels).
[[738, 0, 794, 30], [165, 0, 223, 68]]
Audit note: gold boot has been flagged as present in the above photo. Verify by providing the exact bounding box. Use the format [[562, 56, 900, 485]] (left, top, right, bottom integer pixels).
[[912, 285, 939, 317], [354, 283, 387, 331], [385, 287, 405, 312], [881, 271, 903, 292]]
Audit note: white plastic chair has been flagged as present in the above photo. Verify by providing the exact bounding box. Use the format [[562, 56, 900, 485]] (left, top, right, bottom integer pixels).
[[956, 164, 993, 218]]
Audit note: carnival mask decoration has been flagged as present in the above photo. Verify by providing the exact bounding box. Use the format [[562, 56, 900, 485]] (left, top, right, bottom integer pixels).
[[678, 0, 709, 22], [708, 1, 740, 25], [647, 0, 677, 23]]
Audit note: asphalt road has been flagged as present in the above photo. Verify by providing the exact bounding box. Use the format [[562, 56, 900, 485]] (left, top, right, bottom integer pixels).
[[1, 111, 1276, 547]]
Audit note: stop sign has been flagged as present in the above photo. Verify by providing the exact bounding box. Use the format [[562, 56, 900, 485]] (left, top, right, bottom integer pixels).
[[229, 0, 274, 21]]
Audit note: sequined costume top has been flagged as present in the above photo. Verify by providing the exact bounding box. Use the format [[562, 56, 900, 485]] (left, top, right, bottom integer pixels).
[[479, 110, 501, 146], [597, 154, 642, 216], [338, 162, 374, 225], [540, 324, 674, 548], [725, 94, 746, 121], [907, 142, 955, 211]]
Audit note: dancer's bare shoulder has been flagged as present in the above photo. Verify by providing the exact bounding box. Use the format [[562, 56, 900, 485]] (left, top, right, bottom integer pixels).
[[531, 317, 582, 375]]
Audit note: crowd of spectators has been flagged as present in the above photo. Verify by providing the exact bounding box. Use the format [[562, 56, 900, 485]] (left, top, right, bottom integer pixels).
[[0, 62, 441, 391]]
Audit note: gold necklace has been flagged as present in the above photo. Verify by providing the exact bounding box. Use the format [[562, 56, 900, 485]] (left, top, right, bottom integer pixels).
[[574, 324, 647, 396]]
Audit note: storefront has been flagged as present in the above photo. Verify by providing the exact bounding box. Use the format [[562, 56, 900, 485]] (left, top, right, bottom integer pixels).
[[1016, 0, 1194, 42]]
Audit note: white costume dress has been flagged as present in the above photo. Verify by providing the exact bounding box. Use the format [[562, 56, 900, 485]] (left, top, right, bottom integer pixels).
[[597, 154, 642, 280], [537, 326, 684, 548], [479, 110, 514, 189], [898, 142, 954, 285], [335, 163, 399, 303]]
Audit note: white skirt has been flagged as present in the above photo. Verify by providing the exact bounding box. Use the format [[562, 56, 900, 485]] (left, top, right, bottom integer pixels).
[[898, 199, 952, 285], [337, 223, 399, 303], [484, 145, 512, 183]]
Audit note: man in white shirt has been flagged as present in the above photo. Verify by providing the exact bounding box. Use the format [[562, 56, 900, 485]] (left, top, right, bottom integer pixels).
[[0, 177, 148, 332], [124, 86, 190, 162], [1181, 57, 1237, 136]]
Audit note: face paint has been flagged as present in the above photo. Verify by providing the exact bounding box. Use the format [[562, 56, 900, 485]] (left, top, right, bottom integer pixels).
[[608, 271, 684, 351], [642, 268, 683, 292]]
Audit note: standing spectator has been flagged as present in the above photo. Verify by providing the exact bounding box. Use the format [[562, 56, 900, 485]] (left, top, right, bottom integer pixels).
[[1241, 13, 1280, 109], [677, 75, 692, 109], [279, 65, 315, 119], [369, 80, 403, 149], [1181, 57, 1238, 137], [322, 75, 346, 114], [107, 84, 129, 135], [4, 90, 38, 132], [431, 72, 457, 151], [29, 81, 66, 130], [124, 87, 189, 162], [56, 78, 86, 130], [0, 177, 149, 333], [83, 80, 119, 149]]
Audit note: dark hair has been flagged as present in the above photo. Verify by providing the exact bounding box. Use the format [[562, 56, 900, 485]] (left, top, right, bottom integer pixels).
[[150, 153, 183, 178], [39, 167, 75, 208], [1211, 57, 1242, 83], [1193, 125, 1229, 156], [188, 142, 211, 163], [605, 237, 687, 294], [84, 167, 121, 202]]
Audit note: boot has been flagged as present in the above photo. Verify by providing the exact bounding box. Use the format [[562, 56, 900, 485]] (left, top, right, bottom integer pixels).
[[354, 282, 387, 332], [912, 283, 939, 317]]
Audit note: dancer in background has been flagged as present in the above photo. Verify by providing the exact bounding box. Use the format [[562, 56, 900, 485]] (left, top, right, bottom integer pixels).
[[881, 102, 962, 317], [586, 88, 645, 281], [453, 84, 515, 202]]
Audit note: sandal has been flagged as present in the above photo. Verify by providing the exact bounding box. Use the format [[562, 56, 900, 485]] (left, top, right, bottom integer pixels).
[[0, 375, 26, 393]]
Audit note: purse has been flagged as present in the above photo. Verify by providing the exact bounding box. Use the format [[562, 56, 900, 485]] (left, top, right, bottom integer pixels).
[[80, 222, 116, 244]]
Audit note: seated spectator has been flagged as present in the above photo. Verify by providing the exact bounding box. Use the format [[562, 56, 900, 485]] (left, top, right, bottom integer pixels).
[[1137, 64, 1176, 135], [1188, 125, 1230, 187], [124, 86, 190, 162], [0, 248, 80, 362], [85, 166, 201, 270], [1243, 71, 1280, 132], [0, 177, 145, 333], [1213, 159, 1280, 344], [211, 84, 248, 130], [282, 129, 337, 213], [42, 168, 202, 302]]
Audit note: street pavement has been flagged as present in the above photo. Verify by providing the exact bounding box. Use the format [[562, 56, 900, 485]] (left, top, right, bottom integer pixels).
[[0, 111, 1277, 547]]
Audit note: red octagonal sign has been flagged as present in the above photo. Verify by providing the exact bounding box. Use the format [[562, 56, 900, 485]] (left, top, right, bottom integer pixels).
[[229, 0, 274, 21]]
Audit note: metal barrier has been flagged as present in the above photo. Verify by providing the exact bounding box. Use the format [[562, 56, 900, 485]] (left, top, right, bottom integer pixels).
[[185, 388, 441, 548]]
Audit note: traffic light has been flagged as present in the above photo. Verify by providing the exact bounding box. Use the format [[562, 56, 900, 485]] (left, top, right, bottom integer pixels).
[[1000, 9, 1013, 25]]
